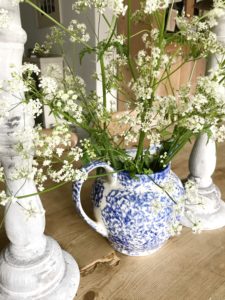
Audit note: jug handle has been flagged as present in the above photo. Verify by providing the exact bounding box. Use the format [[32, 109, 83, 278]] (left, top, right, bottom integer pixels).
[[72, 161, 117, 238]]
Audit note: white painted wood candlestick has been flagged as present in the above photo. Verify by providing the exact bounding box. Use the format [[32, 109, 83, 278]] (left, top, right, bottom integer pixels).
[[0, 1, 80, 299], [182, 14, 225, 230]]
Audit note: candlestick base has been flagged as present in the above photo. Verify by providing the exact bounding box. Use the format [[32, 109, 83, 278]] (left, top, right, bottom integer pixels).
[[181, 183, 225, 230], [0, 236, 80, 300]]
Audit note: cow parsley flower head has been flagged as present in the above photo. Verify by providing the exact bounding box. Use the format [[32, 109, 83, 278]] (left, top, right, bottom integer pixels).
[[144, 0, 169, 14], [213, 0, 225, 9], [68, 20, 90, 43], [73, 0, 127, 16], [0, 191, 17, 206], [39, 76, 58, 96], [108, 0, 128, 16], [0, 167, 4, 182]]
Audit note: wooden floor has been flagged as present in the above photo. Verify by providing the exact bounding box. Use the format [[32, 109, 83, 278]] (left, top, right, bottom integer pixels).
[[1, 142, 225, 300]]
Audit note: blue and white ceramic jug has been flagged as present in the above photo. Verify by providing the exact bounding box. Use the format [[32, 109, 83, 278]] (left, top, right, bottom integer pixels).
[[73, 161, 184, 256]]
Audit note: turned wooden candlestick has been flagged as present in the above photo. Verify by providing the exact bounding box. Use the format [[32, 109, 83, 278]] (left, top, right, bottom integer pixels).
[[0, 2, 80, 298], [182, 14, 225, 230]]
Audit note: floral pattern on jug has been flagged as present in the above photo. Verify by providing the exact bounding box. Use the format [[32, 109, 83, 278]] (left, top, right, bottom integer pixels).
[[73, 161, 184, 256]]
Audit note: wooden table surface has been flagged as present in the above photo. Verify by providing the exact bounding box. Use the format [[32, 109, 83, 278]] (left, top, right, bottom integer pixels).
[[1, 142, 225, 300]]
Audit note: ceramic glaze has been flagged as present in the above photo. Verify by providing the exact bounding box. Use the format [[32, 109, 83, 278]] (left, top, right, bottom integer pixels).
[[73, 161, 184, 256]]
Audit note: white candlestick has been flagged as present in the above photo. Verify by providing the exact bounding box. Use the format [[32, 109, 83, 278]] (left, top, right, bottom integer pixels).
[[182, 14, 225, 230], [0, 2, 80, 298]]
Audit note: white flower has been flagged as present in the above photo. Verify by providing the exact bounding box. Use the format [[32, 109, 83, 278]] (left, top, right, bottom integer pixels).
[[0, 167, 4, 182], [108, 0, 127, 16], [73, 0, 127, 16], [56, 147, 64, 157], [39, 76, 58, 96], [26, 98, 43, 118], [191, 219, 202, 234], [214, 124, 225, 142], [22, 63, 40, 75], [170, 221, 183, 236], [0, 191, 17, 206], [144, 0, 169, 15], [213, 0, 225, 10], [68, 20, 90, 43]]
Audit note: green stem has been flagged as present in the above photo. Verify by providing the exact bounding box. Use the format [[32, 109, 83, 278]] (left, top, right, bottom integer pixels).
[[99, 56, 107, 110], [105, 16, 117, 50], [127, 0, 136, 80], [134, 131, 146, 163], [159, 9, 166, 45], [25, 0, 92, 50], [164, 130, 193, 165], [154, 58, 198, 87], [130, 30, 151, 39], [17, 181, 68, 199]]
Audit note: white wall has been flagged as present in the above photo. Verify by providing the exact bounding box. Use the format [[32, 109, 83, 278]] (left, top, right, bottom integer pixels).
[[20, 1, 96, 91]]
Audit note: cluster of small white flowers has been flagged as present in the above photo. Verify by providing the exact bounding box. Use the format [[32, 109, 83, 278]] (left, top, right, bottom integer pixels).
[[48, 162, 87, 183], [68, 147, 83, 161], [35, 124, 72, 158], [142, 33, 151, 49], [68, 20, 90, 43], [33, 167, 47, 191], [144, 0, 169, 15], [80, 139, 97, 160], [184, 115, 206, 134], [108, 0, 128, 16], [159, 152, 168, 169], [74, 0, 107, 13], [176, 75, 225, 134], [207, 7, 225, 27], [131, 77, 153, 101], [120, 96, 174, 146], [0, 191, 17, 206], [26, 98, 43, 118], [72, 0, 90, 13], [54, 90, 83, 123], [10, 165, 35, 181], [145, 132, 161, 148], [0, 8, 9, 29], [214, 124, 225, 142], [132, 47, 166, 100], [7, 66, 29, 94], [5, 64, 40, 97], [22, 63, 40, 76], [191, 220, 202, 234], [170, 220, 183, 236], [114, 34, 126, 45], [73, 0, 127, 16], [0, 167, 4, 182], [39, 76, 58, 96], [177, 16, 225, 56], [214, 0, 225, 9], [104, 46, 127, 92], [15, 127, 38, 159], [184, 180, 203, 206], [151, 28, 160, 41]]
